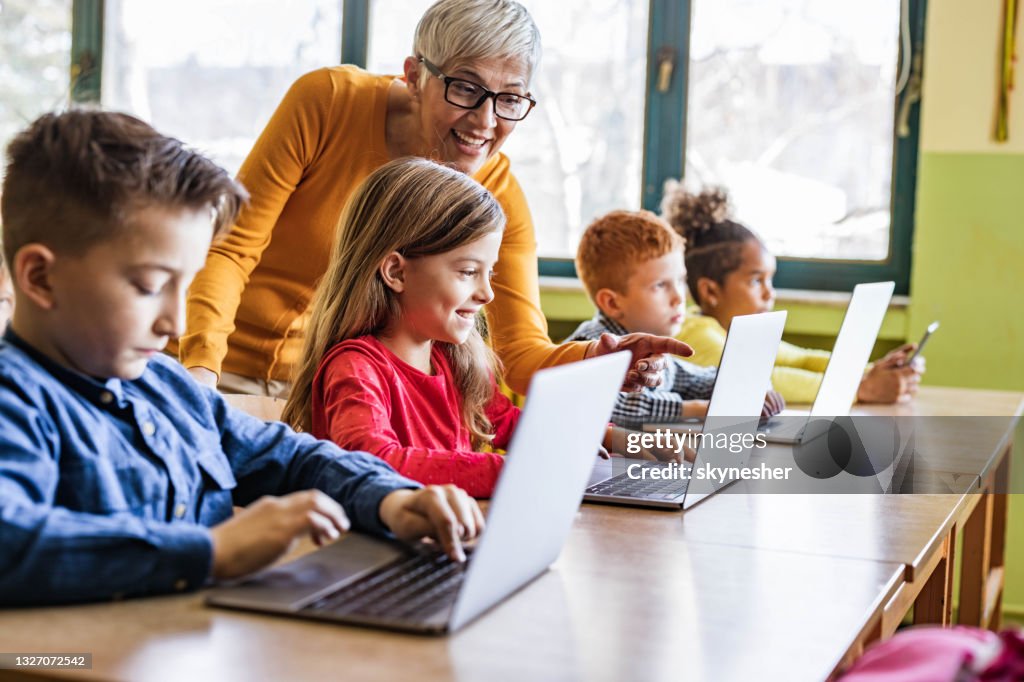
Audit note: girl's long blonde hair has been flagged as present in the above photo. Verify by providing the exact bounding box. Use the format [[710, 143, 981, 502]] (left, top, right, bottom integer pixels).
[[283, 157, 506, 446]]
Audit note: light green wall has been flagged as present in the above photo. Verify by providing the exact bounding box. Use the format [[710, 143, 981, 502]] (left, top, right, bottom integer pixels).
[[909, 151, 1024, 617], [541, 288, 908, 352], [908, 153, 1024, 392]]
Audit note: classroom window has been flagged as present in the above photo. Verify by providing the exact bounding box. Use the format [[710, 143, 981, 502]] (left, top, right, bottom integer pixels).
[[101, 0, 343, 175], [366, 0, 650, 258], [686, 0, 901, 262], [0, 0, 72, 161], [16, 0, 922, 293], [366, 0, 924, 292]]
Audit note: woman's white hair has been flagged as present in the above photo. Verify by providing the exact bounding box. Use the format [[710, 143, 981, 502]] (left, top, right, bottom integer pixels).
[[413, 0, 542, 87]]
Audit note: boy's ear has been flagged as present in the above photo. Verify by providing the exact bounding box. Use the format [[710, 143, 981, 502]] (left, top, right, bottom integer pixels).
[[695, 277, 720, 311], [379, 252, 407, 293], [594, 288, 625, 321], [13, 244, 59, 311], [403, 56, 422, 99]]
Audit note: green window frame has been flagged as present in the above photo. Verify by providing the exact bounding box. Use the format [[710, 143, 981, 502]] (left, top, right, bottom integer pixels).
[[69, 0, 926, 295]]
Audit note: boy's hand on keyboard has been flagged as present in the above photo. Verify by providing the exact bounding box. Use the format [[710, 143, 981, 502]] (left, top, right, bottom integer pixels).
[[210, 490, 351, 579], [682, 400, 710, 419], [379, 486, 484, 563], [586, 333, 694, 392]]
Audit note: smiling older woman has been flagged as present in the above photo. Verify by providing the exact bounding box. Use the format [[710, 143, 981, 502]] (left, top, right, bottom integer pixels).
[[177, 0, 690, 399]]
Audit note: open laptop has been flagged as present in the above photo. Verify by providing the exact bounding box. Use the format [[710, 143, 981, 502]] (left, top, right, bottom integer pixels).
[[205, 351, 630, 635], [760, 281, 895, 444], [583, 310, 787, 510]]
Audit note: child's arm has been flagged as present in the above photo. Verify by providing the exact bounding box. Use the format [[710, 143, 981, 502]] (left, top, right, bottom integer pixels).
[[775, 339, 831, 373], [609, 358, 717, 429], [770, 365, 825, 404], [208, 389, 424, 536], [0, 393, 214, 605], [317, 357, 505, 498]]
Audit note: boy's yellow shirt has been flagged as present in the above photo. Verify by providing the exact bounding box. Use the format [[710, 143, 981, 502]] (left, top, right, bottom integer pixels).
[[677, 313, 831, 404]]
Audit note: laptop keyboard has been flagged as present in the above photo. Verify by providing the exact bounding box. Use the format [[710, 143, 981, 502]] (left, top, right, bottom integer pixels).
[[304, 551, 468, 622], [587, 468, 689, 500]]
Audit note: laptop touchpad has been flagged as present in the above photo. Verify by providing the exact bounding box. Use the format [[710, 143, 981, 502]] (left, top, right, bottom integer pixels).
[[206, 534, 405, 612]]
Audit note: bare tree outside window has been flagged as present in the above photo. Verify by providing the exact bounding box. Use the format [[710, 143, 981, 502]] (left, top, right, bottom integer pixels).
[[0, 0, 71, 170], [102, 0, 342, 176], [686, 0, 900, 261]]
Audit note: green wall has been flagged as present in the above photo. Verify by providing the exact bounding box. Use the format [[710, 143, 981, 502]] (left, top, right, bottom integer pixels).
[[908, 153, 1024, 392]]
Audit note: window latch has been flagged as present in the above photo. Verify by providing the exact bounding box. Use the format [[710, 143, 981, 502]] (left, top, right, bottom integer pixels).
[[656, 47, 676, 93]]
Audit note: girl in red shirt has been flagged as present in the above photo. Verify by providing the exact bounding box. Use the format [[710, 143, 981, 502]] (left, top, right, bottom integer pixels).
[[283, 157, 520, 497]]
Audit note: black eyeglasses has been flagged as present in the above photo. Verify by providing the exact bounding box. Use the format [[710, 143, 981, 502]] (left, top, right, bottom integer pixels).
[[419, 57, 536, 122]]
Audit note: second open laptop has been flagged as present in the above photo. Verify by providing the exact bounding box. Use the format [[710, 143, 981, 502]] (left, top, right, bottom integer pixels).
[[759, 281, 895, 444], [583, 310, 787, 510], [206, 351, 631, 635]]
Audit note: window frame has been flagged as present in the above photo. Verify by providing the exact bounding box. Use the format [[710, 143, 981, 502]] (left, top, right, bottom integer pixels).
[[69, 0, 926, 294]]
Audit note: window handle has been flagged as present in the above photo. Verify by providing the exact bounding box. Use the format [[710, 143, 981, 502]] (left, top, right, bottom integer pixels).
[[896, 53, 923, 138], [656, 47, 675, 93]]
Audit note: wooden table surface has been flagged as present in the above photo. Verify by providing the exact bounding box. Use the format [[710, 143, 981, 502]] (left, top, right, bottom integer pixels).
[[2, 386, 1020, 682], [0, 533, 904, 682]]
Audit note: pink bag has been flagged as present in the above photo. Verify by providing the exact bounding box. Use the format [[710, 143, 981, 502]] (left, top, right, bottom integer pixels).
[[838, 626, 1024, 681]]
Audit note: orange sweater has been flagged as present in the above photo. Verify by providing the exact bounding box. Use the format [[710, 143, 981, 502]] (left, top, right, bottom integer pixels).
[[176, 66, 587, 393]]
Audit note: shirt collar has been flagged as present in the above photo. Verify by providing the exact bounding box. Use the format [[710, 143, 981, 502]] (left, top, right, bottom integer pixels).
[[595, 311, 630, 336], [3, 327, 126, 406]]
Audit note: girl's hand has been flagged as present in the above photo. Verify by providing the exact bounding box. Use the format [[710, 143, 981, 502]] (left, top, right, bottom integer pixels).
[[857, 364, 920, 404], [586, 333, 694, 392], [761, 390, 785, 420]]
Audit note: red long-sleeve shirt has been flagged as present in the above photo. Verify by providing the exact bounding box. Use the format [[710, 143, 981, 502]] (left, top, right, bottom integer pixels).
[[311, 336, 520, 497]]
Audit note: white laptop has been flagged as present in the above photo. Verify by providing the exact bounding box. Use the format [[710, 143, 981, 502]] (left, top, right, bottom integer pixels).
[[206, 351, 631, 634], [583, 311, 787, 510], [760, 281, 895, 444]]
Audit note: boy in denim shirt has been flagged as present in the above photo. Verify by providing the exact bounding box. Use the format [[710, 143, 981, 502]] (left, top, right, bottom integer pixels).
[[0, 111, 483, 606]]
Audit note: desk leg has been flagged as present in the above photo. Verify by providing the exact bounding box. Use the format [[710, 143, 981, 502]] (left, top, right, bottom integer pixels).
[[914, 524, 956, 625], [959, 446, 1011, 629], [960, 493, 992, 626]]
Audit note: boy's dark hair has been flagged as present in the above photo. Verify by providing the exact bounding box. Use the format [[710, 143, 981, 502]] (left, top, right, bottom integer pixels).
[[660, 182, 763, 306], [1, 110, 248, 266]]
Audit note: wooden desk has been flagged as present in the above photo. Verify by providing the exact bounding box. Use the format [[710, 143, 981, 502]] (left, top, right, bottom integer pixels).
[[0, 534, 903, 682], [1, 387, 1018, 681], [856, 386, 1022, 630]]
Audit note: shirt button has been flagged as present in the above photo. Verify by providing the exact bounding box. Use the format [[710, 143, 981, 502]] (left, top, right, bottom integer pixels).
[[174, 579, 188, 592], [141, 422, 156, 436], [100, 392, 114, 405], [175, 503, 187, 519]]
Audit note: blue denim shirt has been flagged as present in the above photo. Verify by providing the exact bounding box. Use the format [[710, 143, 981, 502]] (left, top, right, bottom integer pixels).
[[0, 329, 419, 606]]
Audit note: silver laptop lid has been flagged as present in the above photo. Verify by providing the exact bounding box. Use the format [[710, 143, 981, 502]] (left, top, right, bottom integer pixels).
[[449, 351, 630, 630], [684, 311, 787, 508], [810, 281, 895, 417]]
